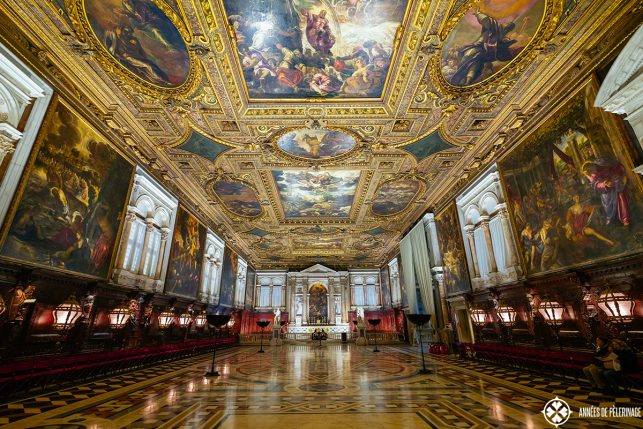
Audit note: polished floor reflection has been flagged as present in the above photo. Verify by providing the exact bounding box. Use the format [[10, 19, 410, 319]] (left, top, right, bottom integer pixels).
[[0, 344, 641, 428]]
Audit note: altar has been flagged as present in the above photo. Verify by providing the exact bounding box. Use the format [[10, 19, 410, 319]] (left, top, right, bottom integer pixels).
[[285, 264, 351, 335], [287, 324, 350, 334]]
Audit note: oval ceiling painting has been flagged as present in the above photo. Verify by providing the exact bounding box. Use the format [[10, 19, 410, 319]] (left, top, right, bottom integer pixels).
[[84, 0, 191, 88], [213, 180, 262, 218], [441, 0, 545, 87], [372, 179, 421, 216], [277, 129, 356, 160]]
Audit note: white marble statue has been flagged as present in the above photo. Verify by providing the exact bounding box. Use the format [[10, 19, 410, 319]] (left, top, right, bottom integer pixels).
[[296, 296, 303, 316], [273, 308, 281, 325], [356, 307, 365, 326]]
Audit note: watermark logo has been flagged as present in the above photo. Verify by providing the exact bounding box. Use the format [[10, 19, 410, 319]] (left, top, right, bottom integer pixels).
[[542, 396, 571, 427]]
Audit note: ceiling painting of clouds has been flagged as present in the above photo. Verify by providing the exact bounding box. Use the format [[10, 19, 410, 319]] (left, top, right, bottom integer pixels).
[[277, 129, 356, 159], [222, 0, 408, 99], [212, 180, 263, 218], [372, 178, 421, 216], [272, 170, 360, 218]]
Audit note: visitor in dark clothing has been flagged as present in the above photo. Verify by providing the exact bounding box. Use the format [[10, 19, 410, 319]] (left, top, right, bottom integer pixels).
[[583, 337, 609, 389]]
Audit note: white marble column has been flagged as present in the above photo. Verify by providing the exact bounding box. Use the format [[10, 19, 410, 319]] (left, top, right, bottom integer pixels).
[[480, 216, 497, 273], [137, 219, 155, 275], [464, 225, 480, 277], [341, 274, 350, 323], [154, 227, 170, 280], [497, 205, 518, 267], [116, 211, 137, 269]]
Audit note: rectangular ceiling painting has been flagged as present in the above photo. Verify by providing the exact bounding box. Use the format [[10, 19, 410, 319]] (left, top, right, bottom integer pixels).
[[500, 79, 643, 276], [272, 170, 360, 218], [0, 99, 133, 278], [222, 0, 408, 99]]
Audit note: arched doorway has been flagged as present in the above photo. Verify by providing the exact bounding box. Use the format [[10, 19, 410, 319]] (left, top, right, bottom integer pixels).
[[309, 284, 328, 324]]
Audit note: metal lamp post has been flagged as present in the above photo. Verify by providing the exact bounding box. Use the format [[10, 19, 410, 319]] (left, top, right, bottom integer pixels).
[[367, 319, 381, 352], [205, 314, 231, 377], [256, 320, 270, 353], [406, 314, 433, 374]]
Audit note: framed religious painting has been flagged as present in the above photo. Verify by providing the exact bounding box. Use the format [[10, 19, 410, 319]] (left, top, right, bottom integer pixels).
[[164, 206, 207, 298], [218, 246, 238, 308], [499, 77, 643, 276], [435, 203, 471, 296], [0, 97, 134, 279]]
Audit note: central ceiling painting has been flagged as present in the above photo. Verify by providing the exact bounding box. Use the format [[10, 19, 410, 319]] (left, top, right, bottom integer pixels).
[[222, 0, 409, 99], [272, 170, 360, 218], [277, 129, 356, 159]]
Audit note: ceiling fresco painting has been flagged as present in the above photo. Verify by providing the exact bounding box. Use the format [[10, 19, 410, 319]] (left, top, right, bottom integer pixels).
[[83, 0, 191, 88], [441, 0, 546, 87], [371, 178, 422, 217], [176, 129, 230, 162], [400, 130, 453, 162], [277, 129, 356, 159], [5, 0, 637, 268], [212, 180, 263, 218], [223, 0, 408, 99], [272, 170, 360, 218]]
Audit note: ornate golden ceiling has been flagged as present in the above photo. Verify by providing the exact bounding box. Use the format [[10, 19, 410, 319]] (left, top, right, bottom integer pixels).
[[0, 0, 639, 268]]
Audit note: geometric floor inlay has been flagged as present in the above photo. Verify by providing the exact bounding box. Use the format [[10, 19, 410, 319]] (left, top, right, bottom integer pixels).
[[0, 344, 641, 428]]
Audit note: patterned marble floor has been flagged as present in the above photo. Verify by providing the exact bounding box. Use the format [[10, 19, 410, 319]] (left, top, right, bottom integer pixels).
[[0, 344, 641, 429]]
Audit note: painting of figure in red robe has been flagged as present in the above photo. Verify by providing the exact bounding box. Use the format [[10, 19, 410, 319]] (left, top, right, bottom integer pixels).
[[500, 78, 643, 275], [1, 99, 133, 278]]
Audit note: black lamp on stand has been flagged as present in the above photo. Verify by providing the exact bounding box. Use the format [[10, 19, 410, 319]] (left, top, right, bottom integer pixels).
[[406, 314, 433, 374], [256, 320, 270, 353], [205, 314, 231, 377], [367, 319, 381, 352]]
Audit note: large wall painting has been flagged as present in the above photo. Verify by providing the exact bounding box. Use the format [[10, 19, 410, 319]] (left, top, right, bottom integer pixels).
[[212, 180, 263, 218], [165, 207, 206, 298], [441, 0, 545, 87], [218, 246, 238, 307], [371, 178, 421, 216], [500, 80, 643, 276], [435, 204, 471, 296], [84, 0, 191, 88], [222, 0, 408, 99], [0, 100, 133, 278], [277, 129, 356, 159], [380, 265, 391, 309], [245, 265, 256, 311], [272, 170, 360, 218]]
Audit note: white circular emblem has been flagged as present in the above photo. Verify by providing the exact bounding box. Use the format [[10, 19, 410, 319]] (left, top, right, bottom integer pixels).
[[542, 396, 571, 427]]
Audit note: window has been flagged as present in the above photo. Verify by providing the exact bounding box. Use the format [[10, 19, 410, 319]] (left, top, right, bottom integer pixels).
[[125, 219, 145, 272], [254, 274, 286, 309], [259, 287, 271, 307]]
